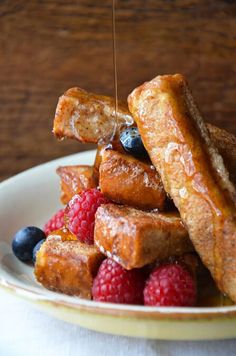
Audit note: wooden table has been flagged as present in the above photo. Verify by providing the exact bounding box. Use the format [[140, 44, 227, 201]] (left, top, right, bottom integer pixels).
[[1, 0, 236, 181]]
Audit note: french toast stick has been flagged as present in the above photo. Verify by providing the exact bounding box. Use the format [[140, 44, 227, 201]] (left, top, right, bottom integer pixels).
[[128, 74, 236, 301], [53, 87, 134, 143], [99, 149, 166, 210], [53, 87, 236, 183], [57, 165, 97, 204], [35, 228, 104, 298], [94, 204, 193, 269]]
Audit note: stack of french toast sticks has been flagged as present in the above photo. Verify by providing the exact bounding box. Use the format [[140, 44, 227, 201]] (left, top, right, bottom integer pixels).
[[35, 74, 236, 306]]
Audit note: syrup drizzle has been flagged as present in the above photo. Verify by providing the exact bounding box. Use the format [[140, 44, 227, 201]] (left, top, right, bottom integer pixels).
[[111, 0, 118, 139]]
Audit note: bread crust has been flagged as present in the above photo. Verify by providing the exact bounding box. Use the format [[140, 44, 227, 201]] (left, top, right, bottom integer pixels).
[[207, 123, 236, 184], [128, 74, 236, 301]]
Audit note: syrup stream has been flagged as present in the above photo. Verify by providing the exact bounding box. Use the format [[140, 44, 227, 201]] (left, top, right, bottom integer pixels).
[[112, 0, 118, 138]]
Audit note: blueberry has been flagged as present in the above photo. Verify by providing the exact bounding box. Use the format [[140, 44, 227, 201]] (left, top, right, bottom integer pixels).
[[32, 239, 45, 264], [120, 127, 148, 158], [12, 226, 46, 262]]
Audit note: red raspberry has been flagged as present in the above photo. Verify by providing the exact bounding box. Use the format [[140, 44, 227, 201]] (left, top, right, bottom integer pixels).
[[44, 208, 65, 236], [144, 263, 196, 307], [92, 258, 145, 304], [65, 189, 109, 244]]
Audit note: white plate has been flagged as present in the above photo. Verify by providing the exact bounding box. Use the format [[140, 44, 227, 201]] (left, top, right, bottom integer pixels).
[[1, 150, 236, 340]]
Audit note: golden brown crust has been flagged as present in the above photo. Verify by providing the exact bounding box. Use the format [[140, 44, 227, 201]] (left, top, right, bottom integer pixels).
[[94, 204, 193, 269], [207, 123, 236, 184], [128, 74, 236, 301], [99, 149, 166, 210], [56, 165, 97, 204], [53, 87, 133, 143], [34, 228, 104, 298]]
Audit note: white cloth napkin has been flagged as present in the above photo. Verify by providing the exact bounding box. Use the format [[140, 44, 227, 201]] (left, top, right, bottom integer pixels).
[[0, 290, 236, 356]]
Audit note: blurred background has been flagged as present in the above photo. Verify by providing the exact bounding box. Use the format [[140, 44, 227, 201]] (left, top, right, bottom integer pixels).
[[1, 0, 236, 181]]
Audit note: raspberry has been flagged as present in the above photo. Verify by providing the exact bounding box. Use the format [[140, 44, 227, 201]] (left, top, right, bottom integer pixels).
[[144, 263, 196, 307], [44, 208, 65, 236], [65, 189, 109, 244], [92, 258, 145, 304]]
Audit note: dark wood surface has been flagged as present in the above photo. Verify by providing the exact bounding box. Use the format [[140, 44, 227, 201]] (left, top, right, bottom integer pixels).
[[1, 0, 236, 181]]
